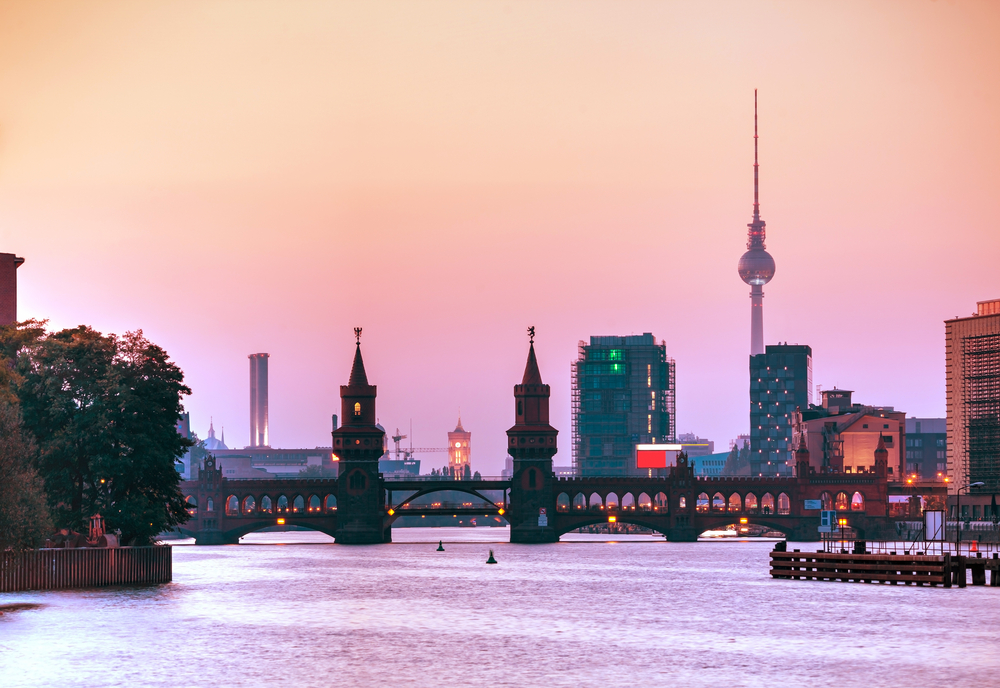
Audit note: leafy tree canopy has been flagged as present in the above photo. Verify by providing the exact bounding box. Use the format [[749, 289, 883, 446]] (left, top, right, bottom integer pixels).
[[4, 323, 192, 545], [0, 400, 51, 551]]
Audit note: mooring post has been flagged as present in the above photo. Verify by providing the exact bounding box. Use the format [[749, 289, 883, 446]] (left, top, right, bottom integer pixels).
[[971, 554, 987, 586], [957, 556, 967, 588], [943, 553, 952, 588]]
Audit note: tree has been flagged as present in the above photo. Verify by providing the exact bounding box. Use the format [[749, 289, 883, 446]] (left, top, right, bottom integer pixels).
[[0, 400, 51, 551], [723, 440, 752, 476], [15, 325, 192, 545]]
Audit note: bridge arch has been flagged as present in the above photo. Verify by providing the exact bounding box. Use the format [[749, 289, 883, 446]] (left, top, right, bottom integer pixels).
[[225, 495, 239, 516], [744, 493, 758, 514], [552, 514, 672, 539], [851, 491, 865, 512], [308, 494, 321, 513], [277, 495, 288, 513], [835, 491, 850, 511], [761, 492, 775, 515], [589, 493, 603, 511], [819, 491, 833, 510], [218, 518, 339, 543], [638, 492, 652, 512], [556, 492, 570, 512], [260, 495, 273, 514], [389, 484, 503, 512], [711, 492, 726, 512], [728, 493, 741, 512], [242, 495, 256, 515], [696, 492, 709, 512], [293, 495, 305, 513], [777, 493, 790, 516], [621, 493, 635, 510], [324, 494, 337, 512], [695, 515, 792, 537], [654, 492, 668, 514], [605, 492, 619, 510], [572, 492, 586, 511]]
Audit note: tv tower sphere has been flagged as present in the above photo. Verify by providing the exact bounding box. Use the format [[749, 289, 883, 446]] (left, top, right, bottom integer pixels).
[[738, 247, 775, 286]]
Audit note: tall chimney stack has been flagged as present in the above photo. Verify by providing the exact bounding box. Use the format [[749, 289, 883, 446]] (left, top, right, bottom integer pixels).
[[0, 253, 25, 326], [249, 353, 269, 447]]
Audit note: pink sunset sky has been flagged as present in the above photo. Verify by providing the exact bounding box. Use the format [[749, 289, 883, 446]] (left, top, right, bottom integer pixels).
[[1, 1, 998, 473]]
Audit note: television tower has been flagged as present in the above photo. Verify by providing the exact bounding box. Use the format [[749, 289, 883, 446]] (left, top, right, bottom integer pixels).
[[737, 90, 776, 356]]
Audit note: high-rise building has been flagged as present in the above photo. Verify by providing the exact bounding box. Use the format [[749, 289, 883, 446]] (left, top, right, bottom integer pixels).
[[945, 299, 1000, 502], [447, 416, 471, 476], [248, 353, 269, 447], [750, 344, 812, 475], [737, 92, 776, 357], [571, 333, 676, 477], [904, 418, 947, 481], [0, 253, 25, 326]]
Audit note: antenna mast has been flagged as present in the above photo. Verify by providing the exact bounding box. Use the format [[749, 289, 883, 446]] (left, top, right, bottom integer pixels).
[[753, 88, 760, 224]]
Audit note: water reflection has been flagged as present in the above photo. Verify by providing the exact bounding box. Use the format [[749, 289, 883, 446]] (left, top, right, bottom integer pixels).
[[2, 528, 999, 687]]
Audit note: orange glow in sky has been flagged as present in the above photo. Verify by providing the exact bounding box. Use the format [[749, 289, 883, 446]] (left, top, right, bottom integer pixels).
[[1, 2, 998, 473]]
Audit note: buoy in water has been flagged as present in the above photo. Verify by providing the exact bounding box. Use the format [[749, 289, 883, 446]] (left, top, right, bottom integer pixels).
[[437, 540, 445, 551], [486, 549, 497, 564]]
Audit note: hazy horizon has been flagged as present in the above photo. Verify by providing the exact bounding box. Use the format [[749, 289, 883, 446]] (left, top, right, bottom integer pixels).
[[2, 1, 998, 473]]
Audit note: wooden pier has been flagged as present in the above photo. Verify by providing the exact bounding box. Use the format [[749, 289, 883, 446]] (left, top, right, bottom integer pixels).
[[771, 549, 1000, 588], [0, 546, 172, 592]]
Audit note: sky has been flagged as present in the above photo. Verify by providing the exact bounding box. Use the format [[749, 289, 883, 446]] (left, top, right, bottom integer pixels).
[[1, 1, 998, 474]]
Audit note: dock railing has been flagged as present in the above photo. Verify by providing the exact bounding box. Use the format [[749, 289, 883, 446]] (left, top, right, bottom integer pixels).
[[0, 546, 172, 592]]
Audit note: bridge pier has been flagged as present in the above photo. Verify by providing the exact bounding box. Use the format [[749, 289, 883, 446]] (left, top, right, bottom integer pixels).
[[665, 526, 699, 542], [194, 529, 239, 545]]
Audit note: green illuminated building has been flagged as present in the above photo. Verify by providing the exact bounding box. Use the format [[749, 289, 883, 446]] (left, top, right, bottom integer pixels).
[[571, 334, 676, 477]]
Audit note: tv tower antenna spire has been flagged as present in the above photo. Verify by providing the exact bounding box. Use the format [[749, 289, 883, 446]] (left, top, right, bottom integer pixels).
[[753, 88, 760, 225]]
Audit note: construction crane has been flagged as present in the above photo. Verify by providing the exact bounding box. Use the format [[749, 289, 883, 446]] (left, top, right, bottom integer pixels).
[[391, 428, 449, 462]]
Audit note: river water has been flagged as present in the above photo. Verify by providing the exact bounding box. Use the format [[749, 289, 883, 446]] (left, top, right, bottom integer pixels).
[[2, 528, 998, 687]]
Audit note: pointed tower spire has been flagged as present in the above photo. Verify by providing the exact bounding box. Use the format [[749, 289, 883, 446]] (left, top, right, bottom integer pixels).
[[348, 328, 369, 386], [522, 343, 543, 385], [208, 416, 215, 439], [521, 326, 543, 385], [349, 343, 369, 386]]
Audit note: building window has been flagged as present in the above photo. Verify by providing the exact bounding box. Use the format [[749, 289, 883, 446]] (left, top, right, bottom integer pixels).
[[354, 402, 361, 416]]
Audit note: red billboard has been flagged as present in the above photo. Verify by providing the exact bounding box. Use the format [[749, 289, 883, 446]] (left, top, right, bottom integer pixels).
[[635, 444, 683, 469], [636, 448, 668, 469]]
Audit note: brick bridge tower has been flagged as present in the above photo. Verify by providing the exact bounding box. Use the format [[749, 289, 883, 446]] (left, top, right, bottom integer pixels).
[[332, 329, 388, 544], [507, 328, 559, 543]]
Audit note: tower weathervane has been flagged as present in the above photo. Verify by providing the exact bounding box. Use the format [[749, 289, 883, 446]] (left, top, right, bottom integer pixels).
[[527, 326, 535, 344], [354, 327, 362, 344]]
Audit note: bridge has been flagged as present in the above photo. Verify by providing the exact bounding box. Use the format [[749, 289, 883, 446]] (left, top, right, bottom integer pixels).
[[178, 336, 928, 545]]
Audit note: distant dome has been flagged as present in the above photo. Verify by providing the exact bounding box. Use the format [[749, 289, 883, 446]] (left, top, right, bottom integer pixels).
[[738, 248, 775, 286]]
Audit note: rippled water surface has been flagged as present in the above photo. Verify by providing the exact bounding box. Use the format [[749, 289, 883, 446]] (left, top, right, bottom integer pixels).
[[3, 528, 998, 687]]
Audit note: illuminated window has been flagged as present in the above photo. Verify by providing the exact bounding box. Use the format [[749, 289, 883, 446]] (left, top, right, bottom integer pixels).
[[354, 402, 361, 416], [647, 364, 652, 387]]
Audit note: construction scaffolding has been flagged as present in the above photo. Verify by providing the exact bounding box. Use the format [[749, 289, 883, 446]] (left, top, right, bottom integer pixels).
[[965, 333, 1000, 492], [570, 335, 676, 477]]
